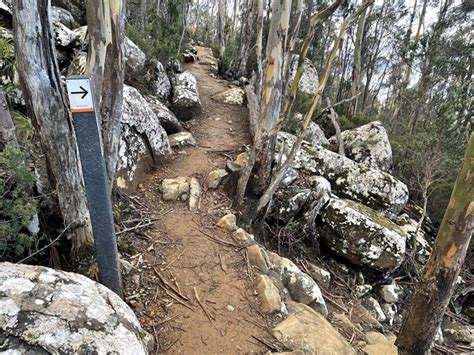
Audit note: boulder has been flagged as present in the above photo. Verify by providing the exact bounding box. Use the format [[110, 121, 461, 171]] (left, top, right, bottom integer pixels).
[[305, 263, 331, 288], [267, 252, 327, 316], [0, 262, 151, 354], [283, 113, 329, 147], [395, 213, 431, 263], [0, 0, 12, 27], [182, 51, 197, 63], [377, 283, 402, 303], [255, 274, 282, 314], [161, 177, 190, 201], [171, 71, 201, 120], [363, 331, 398, 355], [212, 87, 246, 105], [145, 61, 171, 101], [51, 6, 78, 29], [117, 85, 171, 186], [289, 56, 319, 95], [233, 228, 255, 245], [207, 169, 228, 189], [168, 132, 196, 147], [276, 132, 409, 216], [329, 121, 392, 172], [52, 0, 86, 24], [273, 301, 355, 354], [124, 37, 146, 78], [0, 26, 12, 39], [442, 320, 474, 346], [53, 21, 79, 48], [73, 25, 88, 46], [320, 198, 407, 272], [271, 180, 330, 226], [146, 96, 183, 134]]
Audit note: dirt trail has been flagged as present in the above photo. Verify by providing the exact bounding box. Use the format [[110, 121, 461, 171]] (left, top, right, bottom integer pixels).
[[132, 47, 272, 354]]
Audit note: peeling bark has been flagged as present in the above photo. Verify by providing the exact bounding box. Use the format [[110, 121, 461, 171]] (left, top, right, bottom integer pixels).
[[396, 133, 474, 354]]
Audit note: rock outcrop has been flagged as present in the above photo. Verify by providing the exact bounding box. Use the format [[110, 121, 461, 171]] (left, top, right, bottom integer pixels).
[[320, 198, 406, 272], [145, 60, 171, 101], [171, 71, 201, 120], [329, 121, 393, 172], [276, 132, 409, 216], [212, 87, 246, 105], [0, 262, 151, 354], [283, 112, 329, 147], [146, 96, 183, 134]]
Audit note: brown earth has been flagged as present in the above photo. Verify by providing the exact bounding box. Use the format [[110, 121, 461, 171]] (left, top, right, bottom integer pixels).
[[121, 47, 277, 354]]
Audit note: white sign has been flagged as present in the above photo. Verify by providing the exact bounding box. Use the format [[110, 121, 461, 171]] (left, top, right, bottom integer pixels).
[[66, 76, 94, 112]]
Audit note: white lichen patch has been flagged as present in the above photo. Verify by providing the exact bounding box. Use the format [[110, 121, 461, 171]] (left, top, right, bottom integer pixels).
[[0, 277, 34, 295]]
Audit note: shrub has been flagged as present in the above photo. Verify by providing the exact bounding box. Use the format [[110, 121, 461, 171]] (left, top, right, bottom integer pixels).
[[0, 145, 39, 260]]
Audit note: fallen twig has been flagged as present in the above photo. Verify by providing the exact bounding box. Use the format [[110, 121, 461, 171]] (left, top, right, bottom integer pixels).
[[152, 266, 189, 301], [194, 286, 215, 322], [162, 250, 185, 271]]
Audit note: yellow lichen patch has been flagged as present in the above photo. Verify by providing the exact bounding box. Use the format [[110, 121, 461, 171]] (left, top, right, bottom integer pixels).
[[464, 201, 474, 219]]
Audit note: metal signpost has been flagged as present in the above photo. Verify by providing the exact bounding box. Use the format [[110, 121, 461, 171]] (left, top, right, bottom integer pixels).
[[65, 75, 122, 297]]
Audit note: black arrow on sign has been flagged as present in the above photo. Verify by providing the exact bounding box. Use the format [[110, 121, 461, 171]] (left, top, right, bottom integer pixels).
[[71, 86, 89, 99]]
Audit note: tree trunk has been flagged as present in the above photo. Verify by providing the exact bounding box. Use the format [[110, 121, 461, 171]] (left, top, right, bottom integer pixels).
[[235, 0, 254, 77], [396, 133, 474, 354], [349, 4, 368, 116], [86, 0, 125, 188], [217, 0, 226, 57], [0, 91, 17, 149], [256, 0, 373, 212], [12, 0, 94, 255], [139, 0, 147, 28], [255, 0, 264, 95]]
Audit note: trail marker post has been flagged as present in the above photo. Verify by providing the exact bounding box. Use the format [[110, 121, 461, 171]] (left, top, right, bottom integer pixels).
[[65, 75, 122, 297]]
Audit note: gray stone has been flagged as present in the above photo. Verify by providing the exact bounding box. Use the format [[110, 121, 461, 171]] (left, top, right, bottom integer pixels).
[[161, 177, 190, 201], [146, 96, 183, 134], [216, 213, 237, 231], [377, 283, 402, 303], [0, 262, 151, 354], [329, 121, 393, 172], [51, 6, 77, 29], [168, 132, 196, 147], [146, 61, 171, 101], [306, 263, 331, 288], [320, 198, 407, 272], [283, 112, 329, 147], [364, 297, 386, 323], [117, 85, 171, 186], [288, 56, 319, 95], [53, 21, 79, 47], [267, 252, 327, 316], [52, 0, 86, 24], [207, 169, 228, 189], [255, 274, 282, 314], [171, 71, 201, 120], [189, 177, 201, 212], [213, 87, 245, 105], [66, 51, 87, 76], [124, 37, 146, 79], [276, 132, 409, 216]]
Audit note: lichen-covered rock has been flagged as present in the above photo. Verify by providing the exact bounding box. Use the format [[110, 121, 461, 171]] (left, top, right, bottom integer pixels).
[[145, 61, 171, 102], [182, 51, 197, 63], [289, 56, 319, 95], [171, 71, 201, 120], [73, 25, 88, 45], [276, 132, 409, 216], [117, 85, 171, 185], [66, 51, 87, 76], [273, 301, 355, 355], [145, 96, 183, 134], [329, 121, 393, 172], [168, 132, 196, 147], [0, 262, 151, 354], [395, 213, 431, 263], [283, 113, 329, 147], [320, 198, 407, 272], [0, 0, 12, 26], [233, 228, 255, 245], [53, 21, 79, 48], [212, 87, 245, 105], [161, 177, 190, 201], [247, 245, 269, 273], [305, 263, 331, 288], [207, 169, 228, 189], [52, 0, 86, 24], [51, 6, 77, 29], [271, 181, 330, 226], [124, 36, 146, 77], [364, 297, 387, 323], [267, 252, 327, 316]]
